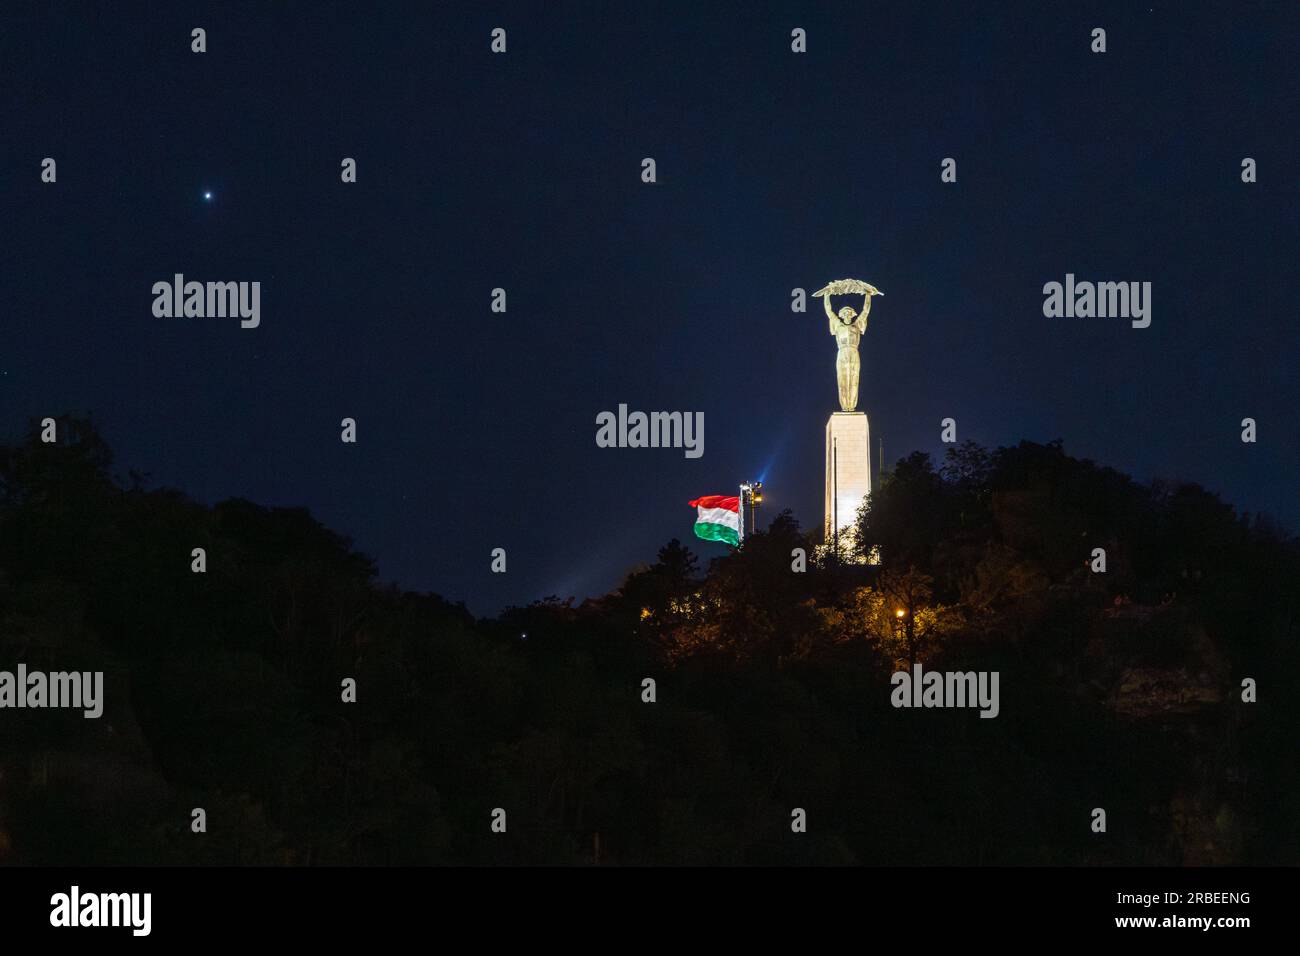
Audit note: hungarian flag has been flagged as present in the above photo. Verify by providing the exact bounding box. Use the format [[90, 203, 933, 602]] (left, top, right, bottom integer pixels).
[[689, 495, 740, 546]]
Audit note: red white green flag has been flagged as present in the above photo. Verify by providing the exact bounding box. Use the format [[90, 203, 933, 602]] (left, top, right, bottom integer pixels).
[[689, 495, 740, 546]]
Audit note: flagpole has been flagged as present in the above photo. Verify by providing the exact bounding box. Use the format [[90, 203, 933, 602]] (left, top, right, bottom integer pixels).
[[738, 482, 746, 546]]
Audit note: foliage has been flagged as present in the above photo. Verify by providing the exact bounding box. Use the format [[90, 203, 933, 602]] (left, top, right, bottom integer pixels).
[[1, 417, 1296, 865]]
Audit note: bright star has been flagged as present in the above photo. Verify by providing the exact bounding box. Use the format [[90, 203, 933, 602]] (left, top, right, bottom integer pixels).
[[203, 191, 213, 201]]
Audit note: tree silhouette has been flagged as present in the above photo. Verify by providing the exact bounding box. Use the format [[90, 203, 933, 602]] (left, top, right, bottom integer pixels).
[[1, 420, 1297, 865]]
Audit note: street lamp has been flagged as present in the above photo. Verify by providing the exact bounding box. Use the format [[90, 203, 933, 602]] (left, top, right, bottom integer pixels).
[[891, 608, 907, 649]]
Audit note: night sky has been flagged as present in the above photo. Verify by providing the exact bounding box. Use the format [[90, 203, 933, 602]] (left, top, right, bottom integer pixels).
[[4, 2, 1297, 614]]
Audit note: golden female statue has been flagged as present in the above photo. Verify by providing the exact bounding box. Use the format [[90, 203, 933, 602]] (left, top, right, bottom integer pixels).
[[814, 279, 883, 412]]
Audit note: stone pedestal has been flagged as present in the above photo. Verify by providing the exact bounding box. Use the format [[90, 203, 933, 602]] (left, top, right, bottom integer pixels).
[[825, 412, 871, 558]]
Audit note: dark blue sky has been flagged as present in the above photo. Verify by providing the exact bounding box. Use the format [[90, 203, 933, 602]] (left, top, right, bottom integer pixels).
[[3, 2, 1297, 614]]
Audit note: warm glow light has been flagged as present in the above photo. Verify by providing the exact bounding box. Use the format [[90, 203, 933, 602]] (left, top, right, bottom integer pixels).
[[895, 608, 905, 618]]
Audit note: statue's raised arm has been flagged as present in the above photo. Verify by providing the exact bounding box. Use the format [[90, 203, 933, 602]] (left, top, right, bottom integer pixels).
[[854, 293, 872, 333], [821, 290, 839, 334]]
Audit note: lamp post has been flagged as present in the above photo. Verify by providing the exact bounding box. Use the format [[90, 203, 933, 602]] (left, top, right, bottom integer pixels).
[[738, 482, 751, 544], [893, 607, 907, 662], [739, 480, 763, 540]]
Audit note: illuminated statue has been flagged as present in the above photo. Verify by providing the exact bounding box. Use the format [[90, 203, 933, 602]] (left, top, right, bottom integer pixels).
[[814, 279, 883, 412]]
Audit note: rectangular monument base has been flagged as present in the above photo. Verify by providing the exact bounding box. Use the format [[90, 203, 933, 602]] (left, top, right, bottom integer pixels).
[[825, 411, 871, 562]]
